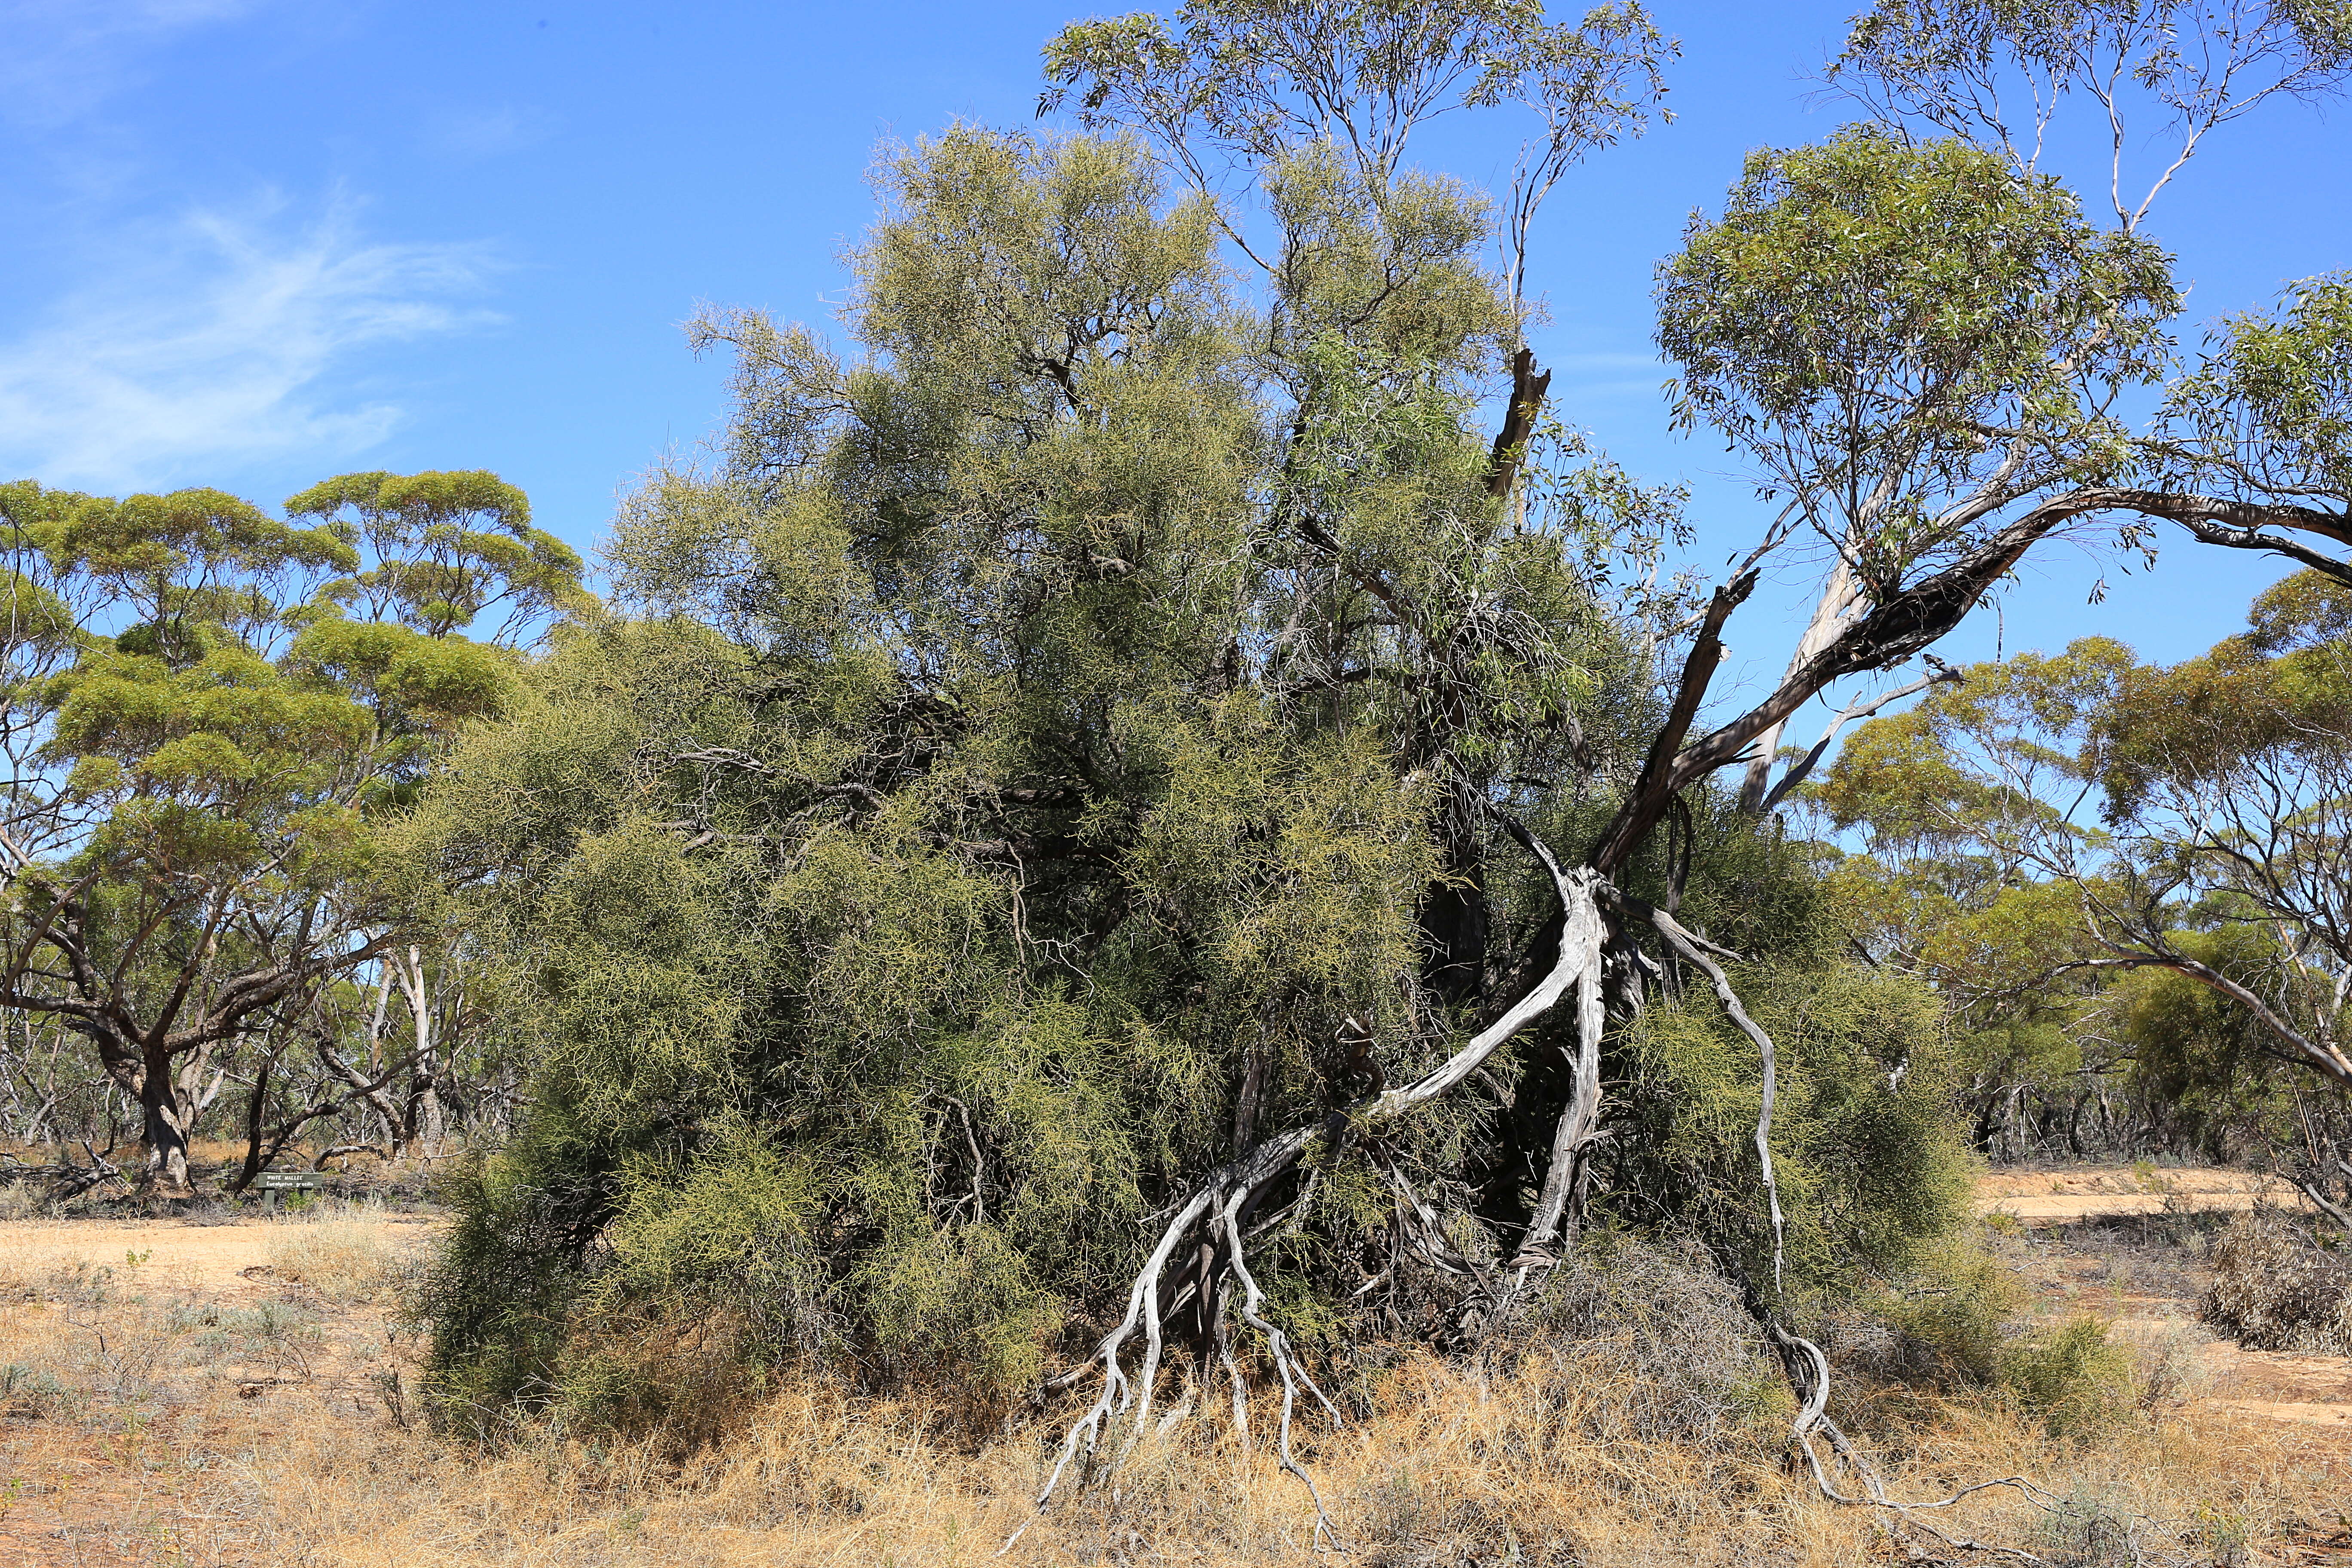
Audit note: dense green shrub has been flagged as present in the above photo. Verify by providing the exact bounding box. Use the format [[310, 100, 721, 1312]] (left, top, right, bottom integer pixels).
[[1608, 956, 1974, 1306], [407, 122, 1984, 1435]]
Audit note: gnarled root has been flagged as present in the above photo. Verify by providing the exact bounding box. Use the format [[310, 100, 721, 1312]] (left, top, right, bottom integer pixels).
[[1000, 1119, 1332, 1558], [994, 1126, 1357, 1555], [1767, 1320, 2062, 1563], [1220, 1186, 1348, 1547]]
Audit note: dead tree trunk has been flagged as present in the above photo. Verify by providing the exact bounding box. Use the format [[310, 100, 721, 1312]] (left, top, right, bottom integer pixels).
[[1735, 560, 1856, 813], [395, 946, 445, 1157]]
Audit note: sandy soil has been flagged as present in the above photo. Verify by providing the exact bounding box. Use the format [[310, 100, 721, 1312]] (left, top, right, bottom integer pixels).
[[0, 1213, 442, 1297], [1975, 1164, 2313, 1223], [0, 1180, 2343, 1564], [1983, 1166, 2352, 1434], [0, 1208, 444, 1567]]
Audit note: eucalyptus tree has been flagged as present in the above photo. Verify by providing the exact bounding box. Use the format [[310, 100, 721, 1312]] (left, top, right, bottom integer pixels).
[[1813, 279, 2352, 1107], [1731, 0, 2352, 815], [1810, 638, 2146, 1155], [2080, 573, 2352, 1096], [1040, 0, 1670, 313], [0, 472, 578, 1193], [1816, 584, 2352, 1206], [285, 469, 584, 1158], [1828, 0, 2352, 233]]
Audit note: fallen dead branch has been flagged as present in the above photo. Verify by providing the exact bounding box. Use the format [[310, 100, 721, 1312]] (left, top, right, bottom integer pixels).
[[0, 1139, 132, 1200], [1618, 885, 2077, 1563]]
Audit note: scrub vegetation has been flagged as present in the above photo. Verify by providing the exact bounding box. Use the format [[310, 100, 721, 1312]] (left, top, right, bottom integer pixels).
[[6, 0, 2352, 1560]]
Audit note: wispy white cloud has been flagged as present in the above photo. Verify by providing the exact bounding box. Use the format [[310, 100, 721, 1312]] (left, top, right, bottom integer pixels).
[[1552, 350, 1672, 402], [0, 200, 500, 493], [0, 0, 274, 125], [1556, 352, 1668, 372]]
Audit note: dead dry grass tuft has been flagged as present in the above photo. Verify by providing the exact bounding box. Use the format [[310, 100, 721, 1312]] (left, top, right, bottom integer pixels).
[[202, 1349, 2341, 1568], [263, 1215, 404, 1307]]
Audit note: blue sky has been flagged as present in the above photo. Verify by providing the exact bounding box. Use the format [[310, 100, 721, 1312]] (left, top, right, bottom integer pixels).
[[3, 0, 2348, 705]]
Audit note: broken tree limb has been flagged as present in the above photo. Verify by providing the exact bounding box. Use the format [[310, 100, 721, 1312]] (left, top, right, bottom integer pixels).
[[1617, 894, 1790, 1295], [1757, 659, 1966, 815], [2058, 944, 2352, 1092], [1590, 570, 1755, 873], [1594, 485, 2285, 878], [1484, 347, 1554, 500]]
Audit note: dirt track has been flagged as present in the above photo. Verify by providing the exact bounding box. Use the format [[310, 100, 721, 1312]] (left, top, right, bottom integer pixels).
[[0, 1213, 441, 1294], [1975, 1165, 2312, 1224], [1984, 1166, 2352, 1431]]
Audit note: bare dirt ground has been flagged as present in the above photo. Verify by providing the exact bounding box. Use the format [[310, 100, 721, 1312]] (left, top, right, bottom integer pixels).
[[1976, 1165, 2314, 1224], [0, 1204, 442, 1567], [0, 1214, 441, 1295], [1982, 1167, 2352, 1436]]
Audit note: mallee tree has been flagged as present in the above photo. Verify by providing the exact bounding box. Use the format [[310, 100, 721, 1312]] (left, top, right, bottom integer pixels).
[[0, 473, 581, 1193]]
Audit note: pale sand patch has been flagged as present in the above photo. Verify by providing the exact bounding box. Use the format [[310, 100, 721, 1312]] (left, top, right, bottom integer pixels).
[[2208, 1398, 2352, 1426], [0, 1213, 443, 1294], [1975, 1165, 2309, 1224], [2172, 1330, 2352, 1427], [1982, 1166, 2352, 1429]]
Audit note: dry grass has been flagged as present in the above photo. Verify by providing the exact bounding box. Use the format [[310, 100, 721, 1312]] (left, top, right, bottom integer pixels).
[[0, 1214, 2345, 1567], [263, 1212, 406, 1307], [18, 1340, 2349, 1567]]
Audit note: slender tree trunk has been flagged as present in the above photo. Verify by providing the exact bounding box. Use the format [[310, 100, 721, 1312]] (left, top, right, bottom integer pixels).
[[1233, 1034, 1267, 1152], [398, 947, 444, 1158], [355, 961, 407, 1158], [231, 1052, 276, 1194]]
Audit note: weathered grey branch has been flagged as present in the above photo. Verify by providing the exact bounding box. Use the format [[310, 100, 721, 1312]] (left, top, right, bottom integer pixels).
[[1759, 660, 1965, 815], [1003, 821, 1601, 1552]]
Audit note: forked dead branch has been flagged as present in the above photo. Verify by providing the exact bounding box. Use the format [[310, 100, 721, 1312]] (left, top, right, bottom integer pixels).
[[1001, 798, 2083, 1557], [1006, 827, 1607, 1551]]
